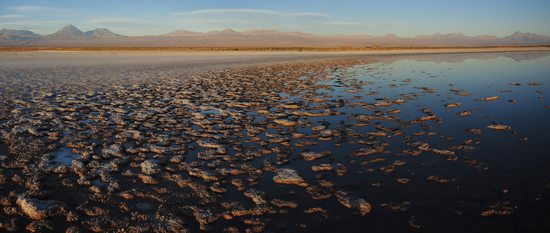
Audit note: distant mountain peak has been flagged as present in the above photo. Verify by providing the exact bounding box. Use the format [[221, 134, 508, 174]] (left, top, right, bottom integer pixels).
[[381, 33, 401, 39], [45, 25, 124, 38], [241, 29, 311, 37], [49, 24, 84, 37], [206, 28, 241, 35], [61, 24, 81, 32], [0, 28, 40, 37], [506, 31, 549, 41], [84, 28, 121, 37], [166, 29, 202, 36], [1, 25, 549, 47], [508, 31, 539, 37], [510, 31, 525, 36]]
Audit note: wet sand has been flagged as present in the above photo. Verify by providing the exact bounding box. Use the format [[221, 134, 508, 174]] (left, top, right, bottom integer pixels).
[[0, 51, 549, 232]]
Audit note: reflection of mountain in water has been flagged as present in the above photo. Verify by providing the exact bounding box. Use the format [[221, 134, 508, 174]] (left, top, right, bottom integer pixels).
[[503, 52, 550, 62], [375, 52, 550, 64]]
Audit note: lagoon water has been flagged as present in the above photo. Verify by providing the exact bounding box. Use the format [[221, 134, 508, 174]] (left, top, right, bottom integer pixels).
[[247, 52, 550, 232], [308, 52, 550, 232]]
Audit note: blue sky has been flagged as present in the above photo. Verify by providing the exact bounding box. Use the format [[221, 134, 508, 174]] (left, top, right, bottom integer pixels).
[[1, 0, 549, 36]]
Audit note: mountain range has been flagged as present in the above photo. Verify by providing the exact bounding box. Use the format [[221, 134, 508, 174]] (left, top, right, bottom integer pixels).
[[1, 24, 550, 47]]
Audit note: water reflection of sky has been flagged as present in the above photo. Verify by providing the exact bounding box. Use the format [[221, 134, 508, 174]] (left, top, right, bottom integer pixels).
[[283, 52, 550, 233]]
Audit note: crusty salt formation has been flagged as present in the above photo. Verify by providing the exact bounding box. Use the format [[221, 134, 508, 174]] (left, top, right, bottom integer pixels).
[[0, 53, 545, 232]]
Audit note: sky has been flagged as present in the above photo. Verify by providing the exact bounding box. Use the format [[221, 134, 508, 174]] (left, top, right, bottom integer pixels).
[[1, 0, 549, 36]]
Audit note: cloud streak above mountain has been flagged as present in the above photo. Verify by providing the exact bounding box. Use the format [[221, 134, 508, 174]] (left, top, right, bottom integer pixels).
[[169, 8, 369, 34], [172, 8, 329, 19]]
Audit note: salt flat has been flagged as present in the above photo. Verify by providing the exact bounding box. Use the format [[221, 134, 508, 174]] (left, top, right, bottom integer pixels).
[[0, 51, 549, 232]]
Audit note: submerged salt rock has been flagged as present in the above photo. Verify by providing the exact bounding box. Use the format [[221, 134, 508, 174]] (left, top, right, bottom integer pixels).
[[209, 182, 227, 193], [140, 160, 160, 175], [353, 147, 383, 156], [280, 104, 300, 109], [480, 201, 516, 216], [381, 201, 411, 212], [418, 115, 437, 121], [243, 189, 267, 205], [444, 102, 461, 108], [417, 143, 430, 151], [312, 125, 327, 131], [273, 168, 308, 187], [335, 190, 372, 216], [312, 164, 333, 172], [197, 140, 222, 149], [192, 112, 207, 120], [466, 128, 482, 135], [271, 199, 298, 208], [102, 144, 124, 158], [366, 131, 387, 137], [396, 178, 411, 184], [273, 119, 298, 127], [301, 151, 331, 161], [374, 101, 392, 107], [394, 99, 405, 104], [192, 207, 220, 230], [25, 220, 53, 232], [71, 160, 86, 175], [138, 174, 158, 185], [387, 109, 401, 114], [457, 110, 472, 116], [16, 196, 66, 220], [189, 168, 219, 182], [427, 175, 449, 183], [306, 180, 334, 199], [487, 124, 512, 131], [477, 96, 500, 101], [431, 149, 456, 156]]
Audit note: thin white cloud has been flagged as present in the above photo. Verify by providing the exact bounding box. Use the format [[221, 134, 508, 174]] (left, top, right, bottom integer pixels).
[[168, 8, 405, 35], [324, 21, 361, 26], [83, 17, 176, 35], [87, 17, 151, 25], [0, 20, 66, 26], [173, 8, 329, 19], [324, 21, 401, 28], [0, 14, 26, 19], [169, 8, 337, 33], [8, 5, 63, 13], [0, 20, 68, 34]]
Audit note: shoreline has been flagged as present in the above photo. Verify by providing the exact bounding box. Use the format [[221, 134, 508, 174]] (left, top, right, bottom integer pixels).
[[1, 47, 549, 70], [1, 46, 550, 54]]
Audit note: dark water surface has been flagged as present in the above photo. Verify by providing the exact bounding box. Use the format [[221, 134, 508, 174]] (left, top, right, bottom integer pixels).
[[260, 52, 550, 233]]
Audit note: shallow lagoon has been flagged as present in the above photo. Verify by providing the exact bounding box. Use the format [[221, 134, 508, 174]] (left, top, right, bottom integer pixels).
[[289, 52, 550, 232], [179, 52, 550, 232], [0, 51, 549, 232]]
